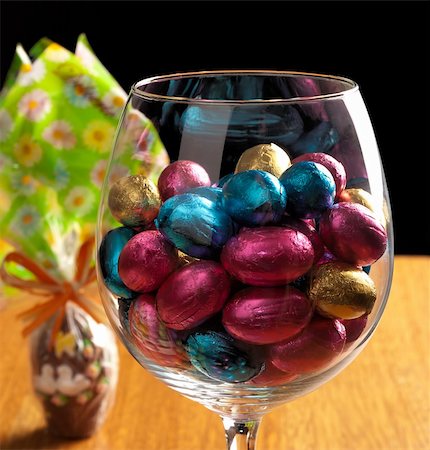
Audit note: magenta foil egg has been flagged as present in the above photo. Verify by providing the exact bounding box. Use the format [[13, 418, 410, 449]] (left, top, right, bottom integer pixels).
[[293, 153, 347, 197], [118, 230, 178, 293], [156, 260, 231, 330], [281, 216, 324, 263], [128, 294, 187, 367], [340, 315, 368, 344], [221, 227, 314, 287], [222, 286, 313, 345], [248, 361, 298, 386], [270, 316, 346, 375], [319, 202, 387, 266], [157, 160, 211, 201]]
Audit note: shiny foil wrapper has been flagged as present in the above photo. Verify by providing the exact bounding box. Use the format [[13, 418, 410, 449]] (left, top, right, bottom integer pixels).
[[270, 316, 346, 375], [234, 143, 291, 178], [290, 121, 339, 157], [338, 188, 386, 226], [99, 227, 136, 299], [156, 261, 230, 330], [293, 152, 347, 197], [222, 286, 313, 345], [221, 227, 314, 286], [309, 262, 376, 320], [222, 170, 286, 227], [129, 294, 187, 368], [280, 161, 335, 219], [108, 175, 161, 227], [156, 193, 235, 259], [341, 315, 368, 345], [247, 361, 298, 386], [157, 160, 211, 201], [118, 230, 178, 293], [319, 202, 387, 266], [185, 331, 263, 383]]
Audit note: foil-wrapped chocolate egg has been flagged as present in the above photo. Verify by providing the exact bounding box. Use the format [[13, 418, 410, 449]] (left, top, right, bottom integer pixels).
[[248, 361, 298, 386], [118, 230, 178, 293], [290, 121, 339, 157], [319, 202, 387, 266], [270, 316, 346, 375], [157, 160, 211, 201], [217, 173, 234, 188], [156, 193, 235, 259], [99, 227, 136, 298], [129, 294, 187, 367], [221, 227, 314, 286], [309, 262, 376, 320], [222, 170, 287, 226], [234, 143, 291, 178], [341, 315, 368, 344], [157, 261, 230, 330], [185, 331, 263, 383], [108, 175, 161, 227], [293, 152, 347, 197], [280, 161, 335, 219], [188, 186, 223, 206], [338, 188, 386, 226], [281, 216, 324, 263], [222, 286, 313, 345]]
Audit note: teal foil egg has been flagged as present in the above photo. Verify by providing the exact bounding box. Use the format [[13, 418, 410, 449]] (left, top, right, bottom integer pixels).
[[280, 161, 335, 219], [222, 170, 287, 226], [99, 227, 136, 298], [188, 186, 223, 206], [185, 331, 263, 383], [156, 193, 234, 259]]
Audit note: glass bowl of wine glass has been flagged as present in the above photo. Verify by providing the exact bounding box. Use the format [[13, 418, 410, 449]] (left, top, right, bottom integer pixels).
[[96, 70, 393, 449]]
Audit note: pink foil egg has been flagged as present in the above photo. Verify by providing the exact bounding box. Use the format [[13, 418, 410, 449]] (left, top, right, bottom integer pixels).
[[270, 316, 346, 375], [221, 227, 314, 287], [281, 216, 324, 263], [319, 202, 387, 266], [129, 294, 187, 367], [156, 260, 231, 330], [248, 361, 298, 386], [340, 315, 368, 344], [293, 152, 347, 197], [118, 230, 178, 293], [157, 160, 211, 201], [222, 286, 313, 345]]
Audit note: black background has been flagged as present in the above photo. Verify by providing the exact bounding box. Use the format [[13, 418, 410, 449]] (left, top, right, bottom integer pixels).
[[1, 1, 429, 254]]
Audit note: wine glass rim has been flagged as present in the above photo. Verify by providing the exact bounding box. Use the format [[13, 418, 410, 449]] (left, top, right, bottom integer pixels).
[[132, 70, 359, 105]]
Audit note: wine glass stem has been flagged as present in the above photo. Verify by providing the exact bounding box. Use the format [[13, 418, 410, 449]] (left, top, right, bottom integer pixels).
[[222, 417, 261, 450]]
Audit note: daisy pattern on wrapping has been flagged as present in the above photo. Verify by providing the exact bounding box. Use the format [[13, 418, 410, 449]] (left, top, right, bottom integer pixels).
[[102, 88, 127, 116], [0, 109, 13, 142], [65, 186, 95, 216], [64, 75, 97, 108], [44, 43, 70, 63], [83, 120, 115, 152], [42, 120, 76, 149], [11, 173, 38, 196], [13, 205, 41, 236], [13, 135, 43, 167], [90, 160, 128, 188], [18, 89, 51, 122], [17, 60, 46, 86]]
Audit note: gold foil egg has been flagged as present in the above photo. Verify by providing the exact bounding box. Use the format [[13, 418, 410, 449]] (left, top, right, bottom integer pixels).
[[108, 174, 161, 227], [235, 143, 291, 178], [338, 188, 386, 227], [309, 262, 377, 320]]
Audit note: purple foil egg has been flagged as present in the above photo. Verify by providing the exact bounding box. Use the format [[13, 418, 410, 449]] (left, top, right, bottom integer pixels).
[[319, 202, 387, 266], [156, 260, 231, 330], [340, 315, 368, 344], [281, 216, 324, 263], [128, 294, 187, 367], [118, 231, 178, 293], [293, 152, 347, 198], [270, 316, 346, 375], [157, 160, 211, 201], [222, 286, 313, 345], [221, 227, 314, 287]]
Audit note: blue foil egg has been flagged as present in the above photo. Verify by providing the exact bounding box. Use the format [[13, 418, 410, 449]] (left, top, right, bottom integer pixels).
[[290, 121, 339, 157], [187, 186, 223, 207], [185, 331, 262, 383], [156, 193, 234, 259], [99, 227, 136, 298], [363, 265, 371, 275], [280, 161, 335, 219], [222, 170, 287, 226], [217, 173, 234, 188]]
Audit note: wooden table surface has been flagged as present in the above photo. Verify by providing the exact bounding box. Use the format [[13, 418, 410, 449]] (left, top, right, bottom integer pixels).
[[0, 255, 429, 450]]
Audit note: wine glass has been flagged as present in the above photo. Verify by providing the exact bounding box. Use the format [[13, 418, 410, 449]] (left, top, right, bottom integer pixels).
[[96, 71, 393, 449]]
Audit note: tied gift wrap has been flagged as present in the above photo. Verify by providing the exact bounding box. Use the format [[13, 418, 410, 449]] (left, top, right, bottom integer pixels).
[[0, 35, 169, 438]]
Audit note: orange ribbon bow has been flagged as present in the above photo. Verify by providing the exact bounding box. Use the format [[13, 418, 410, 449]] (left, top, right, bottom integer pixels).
[[0, 237, 104, 347]]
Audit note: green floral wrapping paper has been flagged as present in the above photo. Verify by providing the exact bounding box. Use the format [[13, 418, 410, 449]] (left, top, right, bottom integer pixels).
[[0, 35, 169, 279]]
